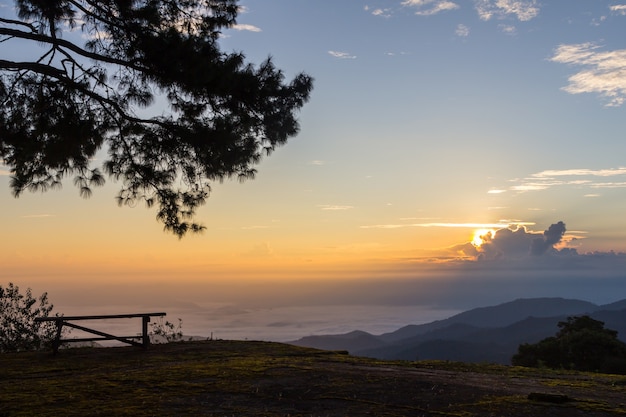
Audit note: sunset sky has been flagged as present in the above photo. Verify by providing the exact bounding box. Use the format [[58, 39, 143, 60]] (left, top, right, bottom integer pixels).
[[1, 1, 626, 338]]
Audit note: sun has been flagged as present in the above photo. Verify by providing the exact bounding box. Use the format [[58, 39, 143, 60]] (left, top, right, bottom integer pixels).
[[472, 229, 495, 247]]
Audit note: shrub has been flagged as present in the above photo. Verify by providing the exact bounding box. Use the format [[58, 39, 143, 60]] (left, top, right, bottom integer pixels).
[[150, 317, 184, 343], [512, 315, 626, 374], [0, 283, 58, 352]]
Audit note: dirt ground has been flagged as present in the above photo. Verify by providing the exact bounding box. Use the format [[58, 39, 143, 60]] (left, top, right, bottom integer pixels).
[[1, 340, 625, 416]]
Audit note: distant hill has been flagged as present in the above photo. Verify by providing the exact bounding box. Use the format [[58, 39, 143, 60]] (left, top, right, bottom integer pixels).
[[600, 299, 626, 311], [290, 330, 385, 352], [289, 297, 626, 364], [378, 297, 598, 343]]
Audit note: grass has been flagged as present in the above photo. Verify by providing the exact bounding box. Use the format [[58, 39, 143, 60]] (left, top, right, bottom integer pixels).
[[1, 340, 625, 416]]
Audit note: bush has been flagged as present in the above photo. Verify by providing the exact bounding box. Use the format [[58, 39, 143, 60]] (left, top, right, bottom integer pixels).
[[512, 315, 626, 374], [0, 283, 58, 352], [149, 317, 184, 343]]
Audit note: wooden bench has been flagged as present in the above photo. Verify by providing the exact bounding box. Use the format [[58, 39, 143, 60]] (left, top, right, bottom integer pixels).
[[34, 312, 166, 354]]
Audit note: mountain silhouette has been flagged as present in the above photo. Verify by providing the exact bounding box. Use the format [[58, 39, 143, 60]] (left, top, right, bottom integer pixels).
[[289, 297, 626, 364]]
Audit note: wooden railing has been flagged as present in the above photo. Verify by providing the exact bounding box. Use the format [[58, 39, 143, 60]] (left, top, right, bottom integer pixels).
[[34, 312, 166, 354]]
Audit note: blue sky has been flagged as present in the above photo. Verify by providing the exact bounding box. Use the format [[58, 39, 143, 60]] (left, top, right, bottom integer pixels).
[[1, 1, 626, 327], [215, 0, 626, 254]]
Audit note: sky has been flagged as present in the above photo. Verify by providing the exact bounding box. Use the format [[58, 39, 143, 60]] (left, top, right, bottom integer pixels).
[[1, 1, 626, 339]]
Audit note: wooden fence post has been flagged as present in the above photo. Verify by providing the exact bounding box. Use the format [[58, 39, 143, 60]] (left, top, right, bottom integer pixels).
[[34, 313, 165, 352], [53, 318, 64, 355], [142, 316, 150, 348]]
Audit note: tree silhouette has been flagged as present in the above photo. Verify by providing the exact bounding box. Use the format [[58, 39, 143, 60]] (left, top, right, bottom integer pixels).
[[0, 283, 58, 352], [0, 0, 313, 236], [512, 315, 626, 374]]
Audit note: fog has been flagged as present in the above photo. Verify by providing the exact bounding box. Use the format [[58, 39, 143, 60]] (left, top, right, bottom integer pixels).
[[10, 253, 622, 342]]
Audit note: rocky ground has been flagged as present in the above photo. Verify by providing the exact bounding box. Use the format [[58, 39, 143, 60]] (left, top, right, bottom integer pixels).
[[1, 340, 625, 416]]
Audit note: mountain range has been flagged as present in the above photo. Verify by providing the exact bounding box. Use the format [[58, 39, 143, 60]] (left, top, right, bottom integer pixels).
[[288, 298, 626, 364]]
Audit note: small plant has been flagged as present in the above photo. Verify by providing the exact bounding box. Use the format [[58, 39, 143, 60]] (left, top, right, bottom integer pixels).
[[149, 317, 184, 343], [0, 282, 59, 352]]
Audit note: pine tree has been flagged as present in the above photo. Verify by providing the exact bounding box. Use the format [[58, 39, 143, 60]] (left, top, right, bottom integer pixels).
[[0, 1, 313, 236]]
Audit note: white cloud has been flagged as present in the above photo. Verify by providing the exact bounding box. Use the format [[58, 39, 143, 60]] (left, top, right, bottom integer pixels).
[[328, 50, 357, 59], [370, 7, 392, 17], [416, 222, 526, 228], [610, 5, 626, 15], [471, 221, 569, 259], [385, 51, 411, 57], [21, 214, 55, 219], [231, 24, 261, 32], [318, 205, 354, 211], [510, 183, 550, 191], [475, 0, 539, 22], [360, 224, 409, 229], [532, 168, 626, 178], [590, 182, 626, 189], [309, 160, 326, 166], [361, 221, 527, 229], [402, 0, 459, 16], [499, 24, 516, 34], [455, 24, 470, 37], [551, 43, 626, 106], [502, 167, 626, 193], [591, 16, 607, 27]]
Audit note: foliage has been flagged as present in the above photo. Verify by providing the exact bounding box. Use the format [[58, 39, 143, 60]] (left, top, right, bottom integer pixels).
[[0, 282, 58, 352], [0, 0, 313, 237], [149, 317, 184, 343], [512, 315, 626, 374]]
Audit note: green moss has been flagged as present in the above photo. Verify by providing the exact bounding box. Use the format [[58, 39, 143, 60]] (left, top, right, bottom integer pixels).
[[1, 341, 625, 417]]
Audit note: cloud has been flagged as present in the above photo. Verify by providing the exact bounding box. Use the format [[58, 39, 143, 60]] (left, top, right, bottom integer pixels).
[[385, 51, 411, 57], [366, 6, 392, 18], [530, 221, 566, 255], [241, 225, 270, 230], [610, 5, 626, 15], [498, 24, 517, 34], [550, 43, 626, 106], [20, 214, 55, 219], [416, 222, 515, 228], [402, 0, 460, 16], [473, 221, 568, 260], [361, 224, 411, 229], [318, 205, 354, 211], [328, 50, 357, 59], [455, 24, 470, 37], [502, 167, 626, 193], [532, 168, 626, 178], [361, 221, 532, 229], [242, 242, 274, 258], [230, 24, 261, 32], [0, 168, 10, 176], [589, 182, 626, 189], [309, 160, 326, 166], [475, 0, 540, 21], [383, 0, 540, 23]]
